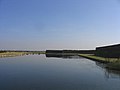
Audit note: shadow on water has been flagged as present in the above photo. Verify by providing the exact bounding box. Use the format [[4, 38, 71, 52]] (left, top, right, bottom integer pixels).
[[46, 53, 120, 79]]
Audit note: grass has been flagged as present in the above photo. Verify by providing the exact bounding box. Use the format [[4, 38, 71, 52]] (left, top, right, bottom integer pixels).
[[0, 52, 29, 58], [0, 51, 46, 58], [79, 54, 120, 71], [79, 54, 120, 63]]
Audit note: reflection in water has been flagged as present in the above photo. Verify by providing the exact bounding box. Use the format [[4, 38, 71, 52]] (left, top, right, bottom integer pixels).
[[0, 55, 120, 90], [46, 54, 82, 59], [105, 69, 120, 79], [96, 62, 120, 79], [46, 54, 120, 79]]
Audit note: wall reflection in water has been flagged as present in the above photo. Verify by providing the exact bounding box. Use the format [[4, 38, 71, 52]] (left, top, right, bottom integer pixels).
[[96, 62, 120, 79], [46, 54, 82, 59], [46, 54, 120, 79]]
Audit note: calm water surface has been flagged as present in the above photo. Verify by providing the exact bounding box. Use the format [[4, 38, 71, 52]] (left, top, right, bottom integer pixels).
[[0, 55, 120, 90]]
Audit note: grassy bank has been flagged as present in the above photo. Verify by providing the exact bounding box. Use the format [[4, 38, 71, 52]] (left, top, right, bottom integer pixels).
[[0, 52, 29, 58], [0, 51, 46, 58], [79, 54, 120, 71]]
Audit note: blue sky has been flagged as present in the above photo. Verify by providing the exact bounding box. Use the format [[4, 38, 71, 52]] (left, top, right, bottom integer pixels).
[[0, 0, 120, 50]]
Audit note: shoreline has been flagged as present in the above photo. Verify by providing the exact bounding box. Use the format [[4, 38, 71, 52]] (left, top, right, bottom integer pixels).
[[0, 52, 29, 58], [79, 54, 120, 71], [1, 52, 120, 71], [0, 51, 45, 58]]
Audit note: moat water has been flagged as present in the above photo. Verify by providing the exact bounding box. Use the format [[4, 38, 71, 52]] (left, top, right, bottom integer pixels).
[[0, 55, 120, 90]]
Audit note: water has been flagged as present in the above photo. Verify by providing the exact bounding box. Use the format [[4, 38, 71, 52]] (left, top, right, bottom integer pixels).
[[0, 55, 120, 90]]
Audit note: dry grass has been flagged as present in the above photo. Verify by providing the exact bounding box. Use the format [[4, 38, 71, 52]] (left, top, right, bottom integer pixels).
[[0, 52, 28, 58], [79, 54, 120, 63], [79, 54, 120, 71]]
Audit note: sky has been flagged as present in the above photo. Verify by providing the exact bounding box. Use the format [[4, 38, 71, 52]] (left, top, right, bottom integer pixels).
[[0, 0, 120, 50]]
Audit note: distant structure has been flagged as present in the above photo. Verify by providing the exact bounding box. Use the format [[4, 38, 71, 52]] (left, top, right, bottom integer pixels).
[[95, 44, 120, 58], [46, 50, 95, 57], [46, 50, 95, 54]]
